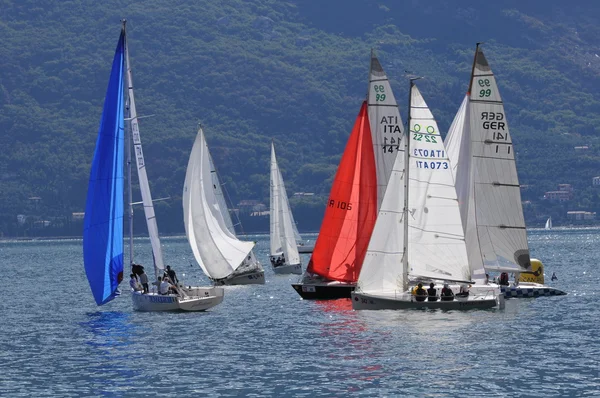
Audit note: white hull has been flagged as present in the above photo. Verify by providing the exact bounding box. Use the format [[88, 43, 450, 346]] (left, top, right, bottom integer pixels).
[[131, 288, 224, 312], [213, 270, 265, 285], [297, 244, 314, 254], [351, 291, 499, 310], [273, 262, 302, 275]]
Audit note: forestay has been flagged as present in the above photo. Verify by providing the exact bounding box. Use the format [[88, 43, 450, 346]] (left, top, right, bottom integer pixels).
[[124, 36, 164, 272], [368, 52, 405, 208], [468, 48, 531, 272], [83, 31, 125, 306], [270, 143, 301, 265], [183, 128, 255, 280]]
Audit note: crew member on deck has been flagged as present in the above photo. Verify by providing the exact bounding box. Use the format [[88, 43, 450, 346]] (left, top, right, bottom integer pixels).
[[427, 282, 438, 301], [414, 283, 427, 302], [129, 274, 142, 292], [440, 284, 454, 301]]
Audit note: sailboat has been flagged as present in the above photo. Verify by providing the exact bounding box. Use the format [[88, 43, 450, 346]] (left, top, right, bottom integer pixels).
[[545, 217, 553, 230], [444, 44, 565, 298], [292, 52, 402, 299], [183, 126, 265, 285], [351, 80, 500, 310], [269, 142, 302, 275], [84, 21, 223, 312]]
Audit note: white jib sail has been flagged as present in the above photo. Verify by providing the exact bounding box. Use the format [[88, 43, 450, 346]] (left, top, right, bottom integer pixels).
[[469, 48, 531, 273], [270, 143, 301, 265], [124, 40, 164, 271], [209, 154, 236, 237], [444, 95, 487, 283], [406, 85, 470, 283], [368, 52, 405, 209], [183, 128, 255, 280]]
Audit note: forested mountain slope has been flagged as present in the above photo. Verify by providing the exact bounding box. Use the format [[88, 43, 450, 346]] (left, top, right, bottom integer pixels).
[[1, 0, 599, 235]]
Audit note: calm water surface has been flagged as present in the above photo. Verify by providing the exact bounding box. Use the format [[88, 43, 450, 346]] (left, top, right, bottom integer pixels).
[[0, 230, 598, 397]]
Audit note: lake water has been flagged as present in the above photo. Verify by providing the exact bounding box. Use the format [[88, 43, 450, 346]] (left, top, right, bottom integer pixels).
[[0, 229, 598, 397]]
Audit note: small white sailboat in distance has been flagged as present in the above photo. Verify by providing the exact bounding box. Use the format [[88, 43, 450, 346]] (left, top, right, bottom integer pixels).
[[269, 142, 302, 275], [183, 126, 265, 285], [545, 217, 552, 230]]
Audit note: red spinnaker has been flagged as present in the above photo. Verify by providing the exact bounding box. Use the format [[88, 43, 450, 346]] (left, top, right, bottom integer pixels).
[[307, 101, 378, 282]]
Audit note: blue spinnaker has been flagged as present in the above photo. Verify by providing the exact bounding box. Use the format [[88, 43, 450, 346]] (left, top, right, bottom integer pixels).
[[83, 30, 125, 306]]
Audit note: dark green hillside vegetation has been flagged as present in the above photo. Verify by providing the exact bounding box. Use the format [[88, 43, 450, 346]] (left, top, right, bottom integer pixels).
[[1, 0, 599, 236]]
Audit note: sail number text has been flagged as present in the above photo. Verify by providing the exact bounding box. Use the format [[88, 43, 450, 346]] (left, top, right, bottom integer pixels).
[[374, 84, 386, 101], [328, 200, 352, 211], [478, 78, 492, 97]]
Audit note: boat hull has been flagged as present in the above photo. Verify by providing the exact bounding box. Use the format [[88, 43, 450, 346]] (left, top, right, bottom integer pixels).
[[273, 263, 302, 275], [351, 291, 498, 310], [131, 289, 224, 312], [500, 284, 567, 298], [467, 283, 567, 298], [297, 245, 314, 254], [213, 270, 265, 285], [291, 282, 355, 300]]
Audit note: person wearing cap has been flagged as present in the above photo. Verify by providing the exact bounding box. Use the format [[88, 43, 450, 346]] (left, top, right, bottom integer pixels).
[[440, 284, 454, 301]]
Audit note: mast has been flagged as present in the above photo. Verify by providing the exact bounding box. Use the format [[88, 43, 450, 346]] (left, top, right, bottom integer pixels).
[[123, 19, 165, 280], [123, 20, 134, 268], [403, 77, 422, 290]]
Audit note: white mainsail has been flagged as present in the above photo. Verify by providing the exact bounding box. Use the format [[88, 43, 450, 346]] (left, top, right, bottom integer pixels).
[[467, 47, 531, 273], [357, 83, 470, 294], [183, 128, 256, 280], [124, 36, 164, 272], [368, 51, 405, 208], [545, 217, 552, 230], [270, 143, 301, 265]]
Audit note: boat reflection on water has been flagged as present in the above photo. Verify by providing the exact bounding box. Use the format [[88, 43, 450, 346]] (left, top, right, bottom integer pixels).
[[80, 311, 139, 389]]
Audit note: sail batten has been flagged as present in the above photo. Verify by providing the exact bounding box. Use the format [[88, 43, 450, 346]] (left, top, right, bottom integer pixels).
[[83, 30, 126, 306]]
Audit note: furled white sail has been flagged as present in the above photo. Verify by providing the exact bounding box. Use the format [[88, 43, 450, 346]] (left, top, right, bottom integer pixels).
[[368, 52, 405, 208], [357, 84, 470, 294], [444, 95, 486, 282], [183, 128, 255, 280], [468, 48, 531, 272], [545, 217, 552, 230], [270, 143, 301, 265], [124, 40, 164, 272]]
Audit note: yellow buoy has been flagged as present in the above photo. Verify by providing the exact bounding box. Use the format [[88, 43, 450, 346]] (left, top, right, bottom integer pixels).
[[519, 259, 544, 284]]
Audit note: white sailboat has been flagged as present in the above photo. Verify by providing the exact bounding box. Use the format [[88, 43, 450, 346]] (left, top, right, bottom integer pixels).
[[444, 44, 565, 298], [84, 21, 223, 312], [352, 80, 500, 310], [269, 142, 302, 275], [545, 217, 552, 230], [183, 127, 265, 285]]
